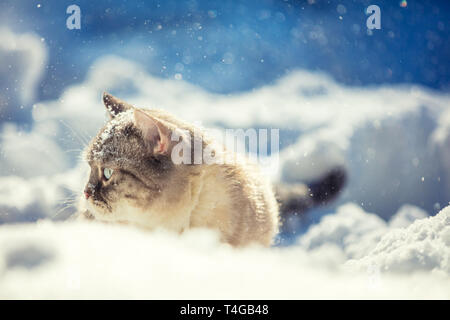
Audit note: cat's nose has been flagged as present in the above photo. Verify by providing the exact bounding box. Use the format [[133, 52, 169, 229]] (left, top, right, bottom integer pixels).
[[84, 189, 92, 199]]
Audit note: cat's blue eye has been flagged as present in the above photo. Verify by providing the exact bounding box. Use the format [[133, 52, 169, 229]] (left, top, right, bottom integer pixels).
[[103, 168, 114, 180]]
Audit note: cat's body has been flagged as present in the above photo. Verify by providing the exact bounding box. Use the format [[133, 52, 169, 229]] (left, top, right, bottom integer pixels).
[[80, 93, 346, 247], [80, 93, 279, 246]]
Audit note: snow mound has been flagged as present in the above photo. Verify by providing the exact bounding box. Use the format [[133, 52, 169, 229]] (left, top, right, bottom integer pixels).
[[389, 204, 429, 229], [0, 205, 449, 299], [299, 203, 387, 259], [0, 28, 47, 109], [348, 206, 450, 275]]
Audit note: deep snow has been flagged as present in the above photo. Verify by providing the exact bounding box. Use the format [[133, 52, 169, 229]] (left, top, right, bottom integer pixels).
[[0, 205, 448, 299]]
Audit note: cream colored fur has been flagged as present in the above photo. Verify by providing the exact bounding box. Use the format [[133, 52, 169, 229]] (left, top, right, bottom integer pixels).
[[79, 93, 279, 247]]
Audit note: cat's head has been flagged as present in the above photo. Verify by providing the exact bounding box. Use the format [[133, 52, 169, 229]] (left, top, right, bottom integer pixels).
[[82, 93, 191, 222]]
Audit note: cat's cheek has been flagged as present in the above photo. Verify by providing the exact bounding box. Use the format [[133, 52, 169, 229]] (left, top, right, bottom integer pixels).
[[84, 200, 97, 216], [84, 198, 108, 219]]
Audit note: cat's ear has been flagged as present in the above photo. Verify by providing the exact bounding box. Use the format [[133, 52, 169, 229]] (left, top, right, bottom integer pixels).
[[133, 109, 171, 155], [103, 92, 133, 119]]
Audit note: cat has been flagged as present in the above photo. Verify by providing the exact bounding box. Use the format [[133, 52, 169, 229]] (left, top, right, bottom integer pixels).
[[78, 93, 346, 247]]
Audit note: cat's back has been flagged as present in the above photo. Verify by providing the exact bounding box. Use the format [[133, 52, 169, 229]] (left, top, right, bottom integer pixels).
[[141, 107, 279, 246], [190, 157, 279, 247]]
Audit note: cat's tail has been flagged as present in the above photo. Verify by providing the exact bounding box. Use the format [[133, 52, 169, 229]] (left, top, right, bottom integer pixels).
[[275, 166, 347, 218]]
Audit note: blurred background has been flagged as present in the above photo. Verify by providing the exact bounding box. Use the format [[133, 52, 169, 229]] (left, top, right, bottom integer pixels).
[[1, 0, 448, 119], [0, 0, 449, 244]]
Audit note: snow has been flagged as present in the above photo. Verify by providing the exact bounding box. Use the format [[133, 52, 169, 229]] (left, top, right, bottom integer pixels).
[[0, 28, 449, 299], [0, 204, 449, 299], [0, 28, 47, 107], [92, 109, 135, 159], [389, 205, 429, 229], [348, 205, 450, 276], [298, 203, 387, 259]]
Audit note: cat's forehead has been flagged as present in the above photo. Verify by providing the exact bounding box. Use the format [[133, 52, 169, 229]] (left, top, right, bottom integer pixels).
[[100, 109, 135, 141], [87, 109, 141, 163]]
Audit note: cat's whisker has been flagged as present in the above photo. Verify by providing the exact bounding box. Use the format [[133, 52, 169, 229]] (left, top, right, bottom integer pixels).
[[64, 148, 83, 153], [57, 198, 78, 206], [59, 119, 89, 147], [79, 129, 93, 146], [55, 198, 78, 209], [55, 192, 80, 206], [64, 148, 87, 162], [62, 184, 85, 195], [52, 201, 77, 219], [53, 189, 80, 216]]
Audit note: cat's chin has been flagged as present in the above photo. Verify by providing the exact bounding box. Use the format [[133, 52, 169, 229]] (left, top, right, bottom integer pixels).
[[82, 198, 145, 224], [77, 186, 189, 232], [83, 199, 189, 233], [81, 198, 113, 221]]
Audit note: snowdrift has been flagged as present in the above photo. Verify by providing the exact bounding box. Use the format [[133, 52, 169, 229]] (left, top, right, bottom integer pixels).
[[0, 205, 448, 299]]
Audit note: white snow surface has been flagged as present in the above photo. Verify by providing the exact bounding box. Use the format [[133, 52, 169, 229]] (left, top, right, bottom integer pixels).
[[0, 205, 449, 299], [347, 206, 450, 275], [0, 28, 449, 299]]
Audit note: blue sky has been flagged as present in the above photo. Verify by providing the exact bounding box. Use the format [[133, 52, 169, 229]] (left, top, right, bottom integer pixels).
[[1, 0, 448, 105]]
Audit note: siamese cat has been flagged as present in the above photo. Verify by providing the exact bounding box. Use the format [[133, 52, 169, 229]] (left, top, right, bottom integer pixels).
[[79, 93, 346, 247]]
